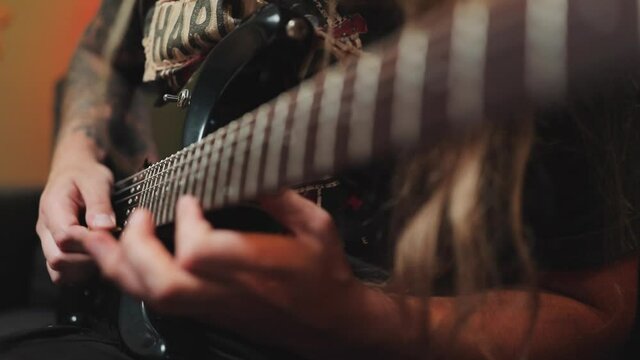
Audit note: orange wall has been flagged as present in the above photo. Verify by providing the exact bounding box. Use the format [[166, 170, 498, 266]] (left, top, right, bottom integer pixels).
[[0, 0, 100, 187]]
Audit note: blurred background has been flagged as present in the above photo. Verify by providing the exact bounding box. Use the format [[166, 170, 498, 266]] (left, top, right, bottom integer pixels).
[[0, 0, 101, 329], [0, 0, 100, 187]]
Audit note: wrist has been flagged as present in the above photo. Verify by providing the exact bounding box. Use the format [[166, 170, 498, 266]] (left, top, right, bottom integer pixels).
[[51, 130, 107, 170]]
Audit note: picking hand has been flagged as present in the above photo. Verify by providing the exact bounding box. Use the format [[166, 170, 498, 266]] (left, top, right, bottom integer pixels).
[[36, 136, 116, 284]]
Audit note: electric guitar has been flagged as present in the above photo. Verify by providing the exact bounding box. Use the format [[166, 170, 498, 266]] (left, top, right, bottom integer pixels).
[[80, 0, 640, 358]]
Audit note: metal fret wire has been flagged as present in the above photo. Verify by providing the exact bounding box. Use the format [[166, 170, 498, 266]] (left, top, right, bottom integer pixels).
[[113, 63, 377, 202], [112, 41, 419, 213], [113, 0, 583, 220], [163, 153, 181, 224], [203, 125, 228, 209], [215, 121, 239, 206], [111, 0, 612, 199]]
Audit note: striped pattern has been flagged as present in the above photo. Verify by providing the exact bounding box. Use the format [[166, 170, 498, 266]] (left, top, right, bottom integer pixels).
[[112, 0, 640, 228]]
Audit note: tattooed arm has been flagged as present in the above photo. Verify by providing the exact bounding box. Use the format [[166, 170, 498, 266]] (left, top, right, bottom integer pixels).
[[37, 0, 150, 284]]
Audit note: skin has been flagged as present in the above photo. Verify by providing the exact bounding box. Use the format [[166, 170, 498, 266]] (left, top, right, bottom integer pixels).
[[71, 192, 638, 360], [36, 0, 152, 284], [39, 0, 638, 358]]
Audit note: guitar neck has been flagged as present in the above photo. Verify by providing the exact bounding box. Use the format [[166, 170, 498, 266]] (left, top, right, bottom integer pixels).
[[111, 0, 640, 227]]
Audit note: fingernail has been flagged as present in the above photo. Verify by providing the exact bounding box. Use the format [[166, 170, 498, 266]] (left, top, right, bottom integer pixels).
[[93, 214, 116, 228]]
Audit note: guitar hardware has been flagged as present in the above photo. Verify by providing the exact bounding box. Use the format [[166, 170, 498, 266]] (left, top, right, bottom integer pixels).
[[162, 89, 191, 109], [286, 18, 310, 40]]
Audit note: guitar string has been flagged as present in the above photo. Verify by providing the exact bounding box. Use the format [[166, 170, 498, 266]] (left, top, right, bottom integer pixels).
[[113, 0, 530, 204], [111, 43, 404, 195], [112, 66, 399, 208], [112, 73, 404, 213], [111, 65, 403, 203]]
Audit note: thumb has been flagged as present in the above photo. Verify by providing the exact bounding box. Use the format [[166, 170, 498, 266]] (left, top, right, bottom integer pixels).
[[76, 171, 116, 230]]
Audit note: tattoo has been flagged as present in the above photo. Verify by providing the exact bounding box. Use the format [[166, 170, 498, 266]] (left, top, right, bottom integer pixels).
[[60, 0, 151, 161], [70, 123, 106, 149]]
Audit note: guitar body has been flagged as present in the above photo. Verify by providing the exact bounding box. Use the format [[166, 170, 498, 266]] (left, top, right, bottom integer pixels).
[[119, 4, 316, 360]]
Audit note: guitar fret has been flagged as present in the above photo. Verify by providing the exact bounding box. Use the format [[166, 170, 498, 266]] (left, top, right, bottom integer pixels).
[[154, 162, 167, 224], [244, 105, 270, 199], [160, 159, 174, 224], [148, 163, 161, 223], [214, 120, 239, 207], [314, 70, 345, 174], [169, 150, 187, 221], [195, 140, 212, 203], [138, 169, 150, 212], [188, 142, 203, 197], [227, 113, 253, 203], [203, 128, 226, 209], [159, 155, 176, 225], [525, 0, 568, 101], [264, 94, 291, 190], [183, 143, 199, 194], [447, 1, 489, 123], [349, 53, 383, 163], [286, 81, 315, 183], [180, 145, 195, 197], [392, 28, 430, 145]]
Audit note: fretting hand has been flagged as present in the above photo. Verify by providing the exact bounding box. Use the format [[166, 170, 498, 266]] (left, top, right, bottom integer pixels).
[[70, 191, 383, 354]]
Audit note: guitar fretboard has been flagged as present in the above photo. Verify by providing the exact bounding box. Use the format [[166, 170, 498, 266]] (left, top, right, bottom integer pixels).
[[111, 0, 640, 227]]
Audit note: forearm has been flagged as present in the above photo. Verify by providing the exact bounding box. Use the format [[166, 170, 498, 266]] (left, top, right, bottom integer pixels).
[[426, 291, 625, 360], [313, 286, 628, 360], [54, 0, 149, 170], [323, 258, 637, 360], [56, 48, 136, 160]]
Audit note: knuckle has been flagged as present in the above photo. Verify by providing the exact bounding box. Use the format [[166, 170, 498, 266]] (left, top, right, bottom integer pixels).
[[307, 212, 334, 234], [47, 255, 67, 272], [35, 220, 46, 237], [52, 231, 73, 249], [175, 246, 192, 266], [176, 248, 199, 272]]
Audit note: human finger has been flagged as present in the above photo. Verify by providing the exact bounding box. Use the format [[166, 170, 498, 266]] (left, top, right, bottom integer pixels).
[[75, 166, 116, 230], [119, 210, 208, 310], [173, 196, 269, 273], [174, 196, 214, 259], [259, 190, 339, 240], [40, 185, 85, 253], [37, 222, 96, 284], [69, 226, 144, 295]]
